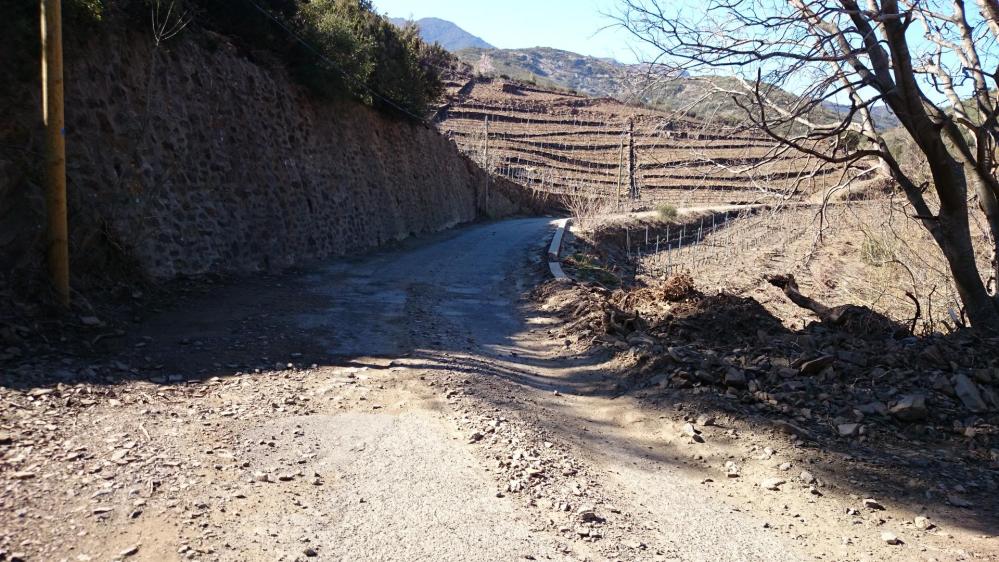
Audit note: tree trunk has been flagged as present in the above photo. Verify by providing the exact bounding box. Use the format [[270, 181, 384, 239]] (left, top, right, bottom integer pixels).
[[933, 168, 999, 330], [968, 165, 999, 303]]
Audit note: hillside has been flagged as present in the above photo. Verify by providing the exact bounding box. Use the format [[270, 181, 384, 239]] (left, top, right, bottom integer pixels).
[[455, 46, 639, 98], [389, 17, 494, 51], [823, 101, 901, 130], [434, 77, 847, 207], [455, 47, 896, 130]]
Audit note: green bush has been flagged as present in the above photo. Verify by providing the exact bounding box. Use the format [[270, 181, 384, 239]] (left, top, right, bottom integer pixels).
[[6, 0, 452, 119], [656, 203, 679, 222], [296, 0, 435, 113], [199, 0, 453, 117]]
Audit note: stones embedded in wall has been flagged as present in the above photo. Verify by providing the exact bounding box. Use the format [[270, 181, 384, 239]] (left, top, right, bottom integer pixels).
[[1, 28, 544, 290]]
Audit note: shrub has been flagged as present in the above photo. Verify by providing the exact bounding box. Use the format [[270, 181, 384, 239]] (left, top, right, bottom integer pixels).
[[656, 203, 679, 222], [6, 0, 452, 119], [296, 0, 428, 113]]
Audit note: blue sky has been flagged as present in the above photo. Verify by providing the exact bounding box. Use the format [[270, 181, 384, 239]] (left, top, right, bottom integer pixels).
[[370, 0, 642, 63]]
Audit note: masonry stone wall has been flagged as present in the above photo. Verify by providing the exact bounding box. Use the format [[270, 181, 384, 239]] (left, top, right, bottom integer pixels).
[[0, 28, 544, 293]]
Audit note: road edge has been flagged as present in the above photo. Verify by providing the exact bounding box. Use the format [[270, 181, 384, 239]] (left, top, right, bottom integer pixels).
[[547, 218, 572, 282]]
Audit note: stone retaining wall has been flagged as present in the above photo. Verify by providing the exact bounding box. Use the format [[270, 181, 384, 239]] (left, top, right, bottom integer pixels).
[[0, 28, 546, 293]]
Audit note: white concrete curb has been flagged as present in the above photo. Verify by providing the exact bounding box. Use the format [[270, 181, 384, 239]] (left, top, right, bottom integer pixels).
[[548, 218, 572, 282]]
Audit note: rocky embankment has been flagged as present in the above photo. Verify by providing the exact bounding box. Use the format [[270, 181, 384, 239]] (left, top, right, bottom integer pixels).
[[1, 27, 546, 299]]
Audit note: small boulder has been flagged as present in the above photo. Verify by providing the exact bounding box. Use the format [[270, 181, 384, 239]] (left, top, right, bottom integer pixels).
[[761, 478, 785, 491], [799, 470, 816, 484], [881, 531, 902, 545], [856, 401, 888, 416], [800, 355, 834, 375], [773, 420, 813, 440], [863, 498, 885, 510], [682, 423, 704, 443], [889, 394, 928, 421], [947, 494, 973, 508], [837, 423, 860, 437], [953, 374, 988, 413], [724, 369, 747, 388]]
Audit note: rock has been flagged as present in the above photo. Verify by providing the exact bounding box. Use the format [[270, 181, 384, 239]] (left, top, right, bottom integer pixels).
[[627, 332, 657, 347], [836, 350, 867, 367], [799, 470, 816, 484], [837, 423, 860, 437], [0, 431, 13, 445], [800, 355, 834, 375], [889, 394, 928, 421], [953, 374, 988, 412], [469, 432, 484, 443], [982, 387, 999, 409], [303, 547, 318, 557], [914, 516, 934, 530], [253, 471, 272, 483], [694, 369, 719, 384], [881, 531, 902, 545], [761, 478, 785, 491], [696, 414, 716, 426], [724, 461, 740, 477], [577, 509, 605, 523], [120, 545, 140, 557], [682, 423, 704, 442], [856, 401, 888, 416], [79, 315, 102, 326], [724, 369, 747, 388], [972, 369, 993, 384], [773, 420, 812, 440], [863, 498, 885, 510], [947, 494, 973, 508], [11, 471, 35, 480]]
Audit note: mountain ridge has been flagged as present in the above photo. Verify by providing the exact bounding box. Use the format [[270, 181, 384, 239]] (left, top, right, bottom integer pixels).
[[388, 17, 494, 51], [395, 17, 898, 131]]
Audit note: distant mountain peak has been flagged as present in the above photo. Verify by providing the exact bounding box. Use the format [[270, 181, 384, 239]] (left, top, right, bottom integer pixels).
[[388, 17, 494, 52]]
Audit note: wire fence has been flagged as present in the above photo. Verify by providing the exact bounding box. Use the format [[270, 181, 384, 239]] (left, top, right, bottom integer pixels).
[[620, 207, 809, 279], [436, 95, 834, 208]]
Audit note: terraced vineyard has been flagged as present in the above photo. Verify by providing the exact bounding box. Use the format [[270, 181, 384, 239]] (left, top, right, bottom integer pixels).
[[434, 77, 846, 208]]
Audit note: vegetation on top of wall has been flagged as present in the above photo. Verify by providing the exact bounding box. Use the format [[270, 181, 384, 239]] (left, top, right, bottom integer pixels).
[[294, 0, 455, 116], [5, 0, 456, 119]]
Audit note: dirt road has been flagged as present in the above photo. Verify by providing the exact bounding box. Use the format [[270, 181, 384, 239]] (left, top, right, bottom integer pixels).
[[3, 218, 993, 561]]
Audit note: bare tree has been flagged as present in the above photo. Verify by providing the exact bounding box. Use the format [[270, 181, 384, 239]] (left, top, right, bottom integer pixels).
[[616, 0, 999, 329]]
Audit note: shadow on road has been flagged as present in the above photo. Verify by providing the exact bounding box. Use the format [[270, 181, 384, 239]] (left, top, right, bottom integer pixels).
[[3, 217, 998, 544]]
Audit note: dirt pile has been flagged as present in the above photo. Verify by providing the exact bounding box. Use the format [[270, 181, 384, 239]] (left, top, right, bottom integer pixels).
[[537, 274, 999, 477]]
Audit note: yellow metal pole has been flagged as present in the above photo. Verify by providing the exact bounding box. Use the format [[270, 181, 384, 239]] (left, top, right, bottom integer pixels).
[[41, 0, 70, 307]]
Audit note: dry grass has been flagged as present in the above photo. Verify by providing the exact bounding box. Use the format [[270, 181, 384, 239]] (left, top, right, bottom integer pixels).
[[627, 197, 992, 334], [558, 188, 619, 231]]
